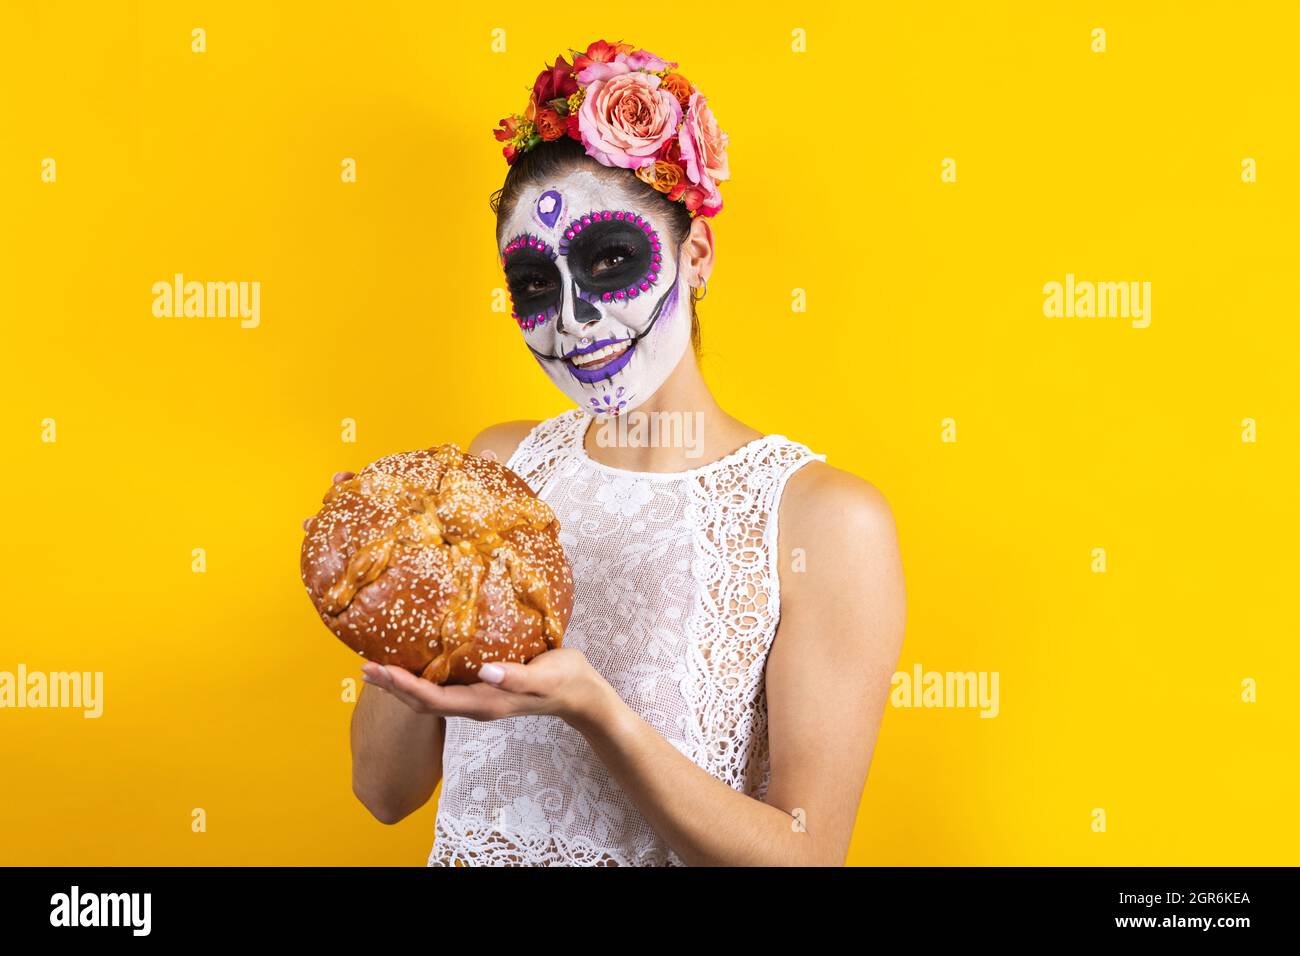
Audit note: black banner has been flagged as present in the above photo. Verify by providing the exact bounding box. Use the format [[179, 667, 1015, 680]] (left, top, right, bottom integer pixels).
[[0, 866, 1287, 942]]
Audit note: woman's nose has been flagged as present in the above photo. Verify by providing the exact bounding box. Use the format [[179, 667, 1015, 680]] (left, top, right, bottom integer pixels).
[[573, 296, 601, 326]]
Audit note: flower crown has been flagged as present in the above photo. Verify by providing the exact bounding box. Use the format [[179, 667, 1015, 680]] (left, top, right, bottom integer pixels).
[[493, 39, 730, 218]]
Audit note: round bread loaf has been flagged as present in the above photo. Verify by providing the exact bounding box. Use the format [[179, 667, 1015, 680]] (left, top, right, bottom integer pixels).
[[300, 445, 573, 684]]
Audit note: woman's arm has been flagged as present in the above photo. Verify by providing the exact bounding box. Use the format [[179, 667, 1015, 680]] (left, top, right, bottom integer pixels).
[[571, 462, 906, 865], [374, 460, 906, 863], [350, 685, 445, 824], [346, 421, 537, 824]]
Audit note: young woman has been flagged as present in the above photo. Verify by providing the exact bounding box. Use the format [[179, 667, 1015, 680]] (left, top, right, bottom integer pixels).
[[344, 40, 906, 866]]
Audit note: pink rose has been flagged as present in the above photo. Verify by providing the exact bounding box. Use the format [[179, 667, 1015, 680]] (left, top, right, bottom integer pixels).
[[576, 58, 629, 86], [617, 48, 677, 72], [577, 49, 676, 84], [677, 91, 730, 190], [578, 71, 682, 169]]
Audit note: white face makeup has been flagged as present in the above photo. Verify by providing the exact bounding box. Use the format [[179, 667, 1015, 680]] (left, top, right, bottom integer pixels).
[[498, 169, 691, 418]]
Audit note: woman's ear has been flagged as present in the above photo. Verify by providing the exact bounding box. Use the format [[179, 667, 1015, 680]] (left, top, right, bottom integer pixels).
[[684, 215, 715, 285]]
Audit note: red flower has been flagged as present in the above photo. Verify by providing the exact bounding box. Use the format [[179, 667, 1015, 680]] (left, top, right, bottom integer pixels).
[[535, 107, 566, 141], [493, 114, 520, 143], [572, 39, 634, 74], [526, 55, 578, 121], [656, 137, 683, 164], [565, 111, 581, 141], [679, 181, 722, 216], [493, 116, 525, 164]]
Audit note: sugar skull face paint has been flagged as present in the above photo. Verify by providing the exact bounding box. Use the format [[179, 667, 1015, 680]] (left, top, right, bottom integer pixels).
[[499, 169, 692, 418]]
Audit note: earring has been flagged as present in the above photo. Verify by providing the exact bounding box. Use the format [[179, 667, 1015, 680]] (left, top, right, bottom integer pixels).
[[691, 276, 708, 301]]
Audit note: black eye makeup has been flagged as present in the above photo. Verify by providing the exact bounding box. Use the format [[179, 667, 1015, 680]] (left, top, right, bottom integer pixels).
[[558, 210, 664, 303], [501, 211, 669, 331], [502, 233, 561, 330]]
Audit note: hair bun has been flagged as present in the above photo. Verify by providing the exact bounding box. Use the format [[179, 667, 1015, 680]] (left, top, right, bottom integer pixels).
[[301, 445, 574, 684]]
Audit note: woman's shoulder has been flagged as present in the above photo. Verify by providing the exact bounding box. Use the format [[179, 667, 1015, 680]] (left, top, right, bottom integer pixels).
[[467, 410, 585, 462], [773, 458, 904, 640], [467, 420, 541, 461], [776, 458, 899, 562]]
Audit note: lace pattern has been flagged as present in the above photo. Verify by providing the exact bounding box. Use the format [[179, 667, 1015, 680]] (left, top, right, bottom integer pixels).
[[428, 409, 825, 866]]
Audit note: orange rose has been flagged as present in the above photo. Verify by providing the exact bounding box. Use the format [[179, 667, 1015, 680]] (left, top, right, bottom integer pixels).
[[658, 72, 693, 109], [634, 160, 686, 195], [535, 107, 566, 141]]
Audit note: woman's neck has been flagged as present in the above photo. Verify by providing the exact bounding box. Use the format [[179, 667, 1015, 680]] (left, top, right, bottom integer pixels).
[[581, 353, 763, 474]]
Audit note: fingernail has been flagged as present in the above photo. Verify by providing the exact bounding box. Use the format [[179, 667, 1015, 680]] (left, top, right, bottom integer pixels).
[[333, 471, 355, 483], [479, 663, 505, 684]]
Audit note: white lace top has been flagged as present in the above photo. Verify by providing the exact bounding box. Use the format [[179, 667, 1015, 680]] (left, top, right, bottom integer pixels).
[[427, 409, 825, 866]]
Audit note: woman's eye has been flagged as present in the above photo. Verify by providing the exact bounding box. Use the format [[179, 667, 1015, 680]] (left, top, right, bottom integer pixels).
[[514, 274, 555, 296], [565, 224, 650, 289], [591, 246, 633, 275]]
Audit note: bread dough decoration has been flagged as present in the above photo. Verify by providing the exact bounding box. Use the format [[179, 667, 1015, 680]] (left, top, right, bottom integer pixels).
[[301, 445, 574, 684]]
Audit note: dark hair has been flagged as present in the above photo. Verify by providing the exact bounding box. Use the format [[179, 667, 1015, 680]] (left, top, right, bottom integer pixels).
[[490, 136, 702, 357]]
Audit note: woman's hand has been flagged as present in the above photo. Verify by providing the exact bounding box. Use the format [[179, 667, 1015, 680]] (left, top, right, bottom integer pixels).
[[314, 445, 616, 727], [359, 648, 618, 733]]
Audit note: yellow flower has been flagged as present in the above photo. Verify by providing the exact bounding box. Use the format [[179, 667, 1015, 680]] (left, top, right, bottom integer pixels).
[[510, 119, 535, 148]]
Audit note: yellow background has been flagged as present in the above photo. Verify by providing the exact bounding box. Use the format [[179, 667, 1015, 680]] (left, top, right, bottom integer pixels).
[[1, 1, 1295, 865]]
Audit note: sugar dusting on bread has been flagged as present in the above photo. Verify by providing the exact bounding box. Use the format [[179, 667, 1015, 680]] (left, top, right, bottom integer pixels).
[[300, 445, 574, 683]]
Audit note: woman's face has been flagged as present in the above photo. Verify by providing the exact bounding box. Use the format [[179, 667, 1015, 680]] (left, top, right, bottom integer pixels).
[[498, 168, 691, 418]]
